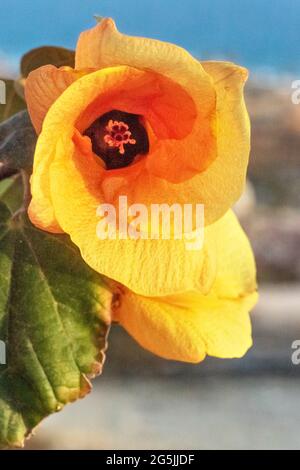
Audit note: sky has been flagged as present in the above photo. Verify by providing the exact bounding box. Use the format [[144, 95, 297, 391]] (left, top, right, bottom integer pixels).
[[0, 0, 300, 73]]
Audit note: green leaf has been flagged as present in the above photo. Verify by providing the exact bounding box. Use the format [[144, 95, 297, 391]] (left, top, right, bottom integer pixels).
[[0, 177, 14, 199], [21, 46, 75, 78], [0, 110, 37, 171], [0, 79, 26, 123], [0, 175, 23, 213], [0, 200, 112, 449]]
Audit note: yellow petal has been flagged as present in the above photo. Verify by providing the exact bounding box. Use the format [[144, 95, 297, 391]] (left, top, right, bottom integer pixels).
[[114, 210, 257, 362], [28, 65, 150, 235], [28, 124, 62, 233], [27, 66, 216, 296], [74, 19, 250, 223], [49, 134, 217, 296], [26, 66, 87, 232], [75, 18, 214, 117], [76, 19, 218, 185], [199, 60, 251, 219], [25, 65, 85, 133], [115, 289, 257, 363], [211, 209, 257, 298], [27, 61, 252, 294]]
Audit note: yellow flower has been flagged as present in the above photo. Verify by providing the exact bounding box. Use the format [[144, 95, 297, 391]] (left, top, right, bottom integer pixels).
[[25, 19, 257, 362], [25, 18, 251, 296]]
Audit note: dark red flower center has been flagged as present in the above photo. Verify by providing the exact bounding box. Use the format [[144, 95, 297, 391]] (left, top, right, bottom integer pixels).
[[84, 110, 149, 169]]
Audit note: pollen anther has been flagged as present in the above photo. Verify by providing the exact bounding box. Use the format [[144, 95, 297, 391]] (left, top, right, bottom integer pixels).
[[104, 119, 136, 155]]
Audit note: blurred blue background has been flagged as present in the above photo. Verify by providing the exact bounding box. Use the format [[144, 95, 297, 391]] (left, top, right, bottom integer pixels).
[[0, 0, 300, 73], [1, 0, 300, 451]]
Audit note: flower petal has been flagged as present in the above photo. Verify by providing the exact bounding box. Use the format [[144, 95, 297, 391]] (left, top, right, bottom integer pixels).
[[27, 67, 216, 295], [199, 60, 251, 215], [29, 66, 249, 233], [74, 20, 250, 222], [28, 122, 62, 233], [75, 19, 214, 115], [28, 66, 199, 236], [49, 133, 217, 296], [27, 67, 217, 295], [114, 289, 257, 363], [25, 65, 85, 133], [113, 210, 257, 362], [211, 209, 257, 298], [75, 18, 217, 184]]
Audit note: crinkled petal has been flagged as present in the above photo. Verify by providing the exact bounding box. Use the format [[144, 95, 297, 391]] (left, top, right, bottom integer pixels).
[[25, 65, 86, 133], [76, 18, 217, 184], [75, 18, 214, 114], [114, 210, 257, 362], [49, 133, 218, 296], [198, 60, 251, 219], [28, 65, 199, 235], [211, 209, 257, 298], [115, 289, 256, 363], [28, 67, 217, 295], [74, 20, 250, 222]]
